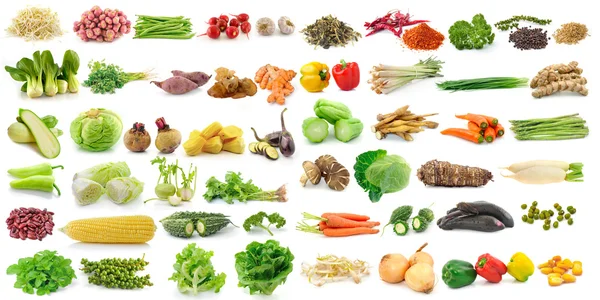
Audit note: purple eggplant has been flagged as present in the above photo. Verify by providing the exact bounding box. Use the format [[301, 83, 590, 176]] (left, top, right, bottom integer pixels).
[[278, 108, 295, 157], [439, 215, 506, 232], [251, 128, 281, 147]]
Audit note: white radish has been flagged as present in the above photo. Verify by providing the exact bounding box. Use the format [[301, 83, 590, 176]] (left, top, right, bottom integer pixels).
[[501, 160, 570, 173], [502, 166, 566, 184]]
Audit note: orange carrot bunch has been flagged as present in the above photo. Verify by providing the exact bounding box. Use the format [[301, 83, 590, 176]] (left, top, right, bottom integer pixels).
[[297, 212, 380, 237], [441, 113, 504, 144]]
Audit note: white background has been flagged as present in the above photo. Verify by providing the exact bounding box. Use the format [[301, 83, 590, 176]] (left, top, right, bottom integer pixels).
[[0, 0, 597, 299]]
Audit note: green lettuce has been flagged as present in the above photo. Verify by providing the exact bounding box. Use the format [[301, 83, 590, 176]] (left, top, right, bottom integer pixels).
[[106, 177, 144, 204], [354, 150, 411, 202], [169, 243, 226, 295], [235, 240, 294, 295], [73, 162, 131, 187]]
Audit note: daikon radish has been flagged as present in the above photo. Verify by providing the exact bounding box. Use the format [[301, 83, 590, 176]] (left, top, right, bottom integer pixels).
[[501, 160, 582, 173], [502, 166, 583, 184]]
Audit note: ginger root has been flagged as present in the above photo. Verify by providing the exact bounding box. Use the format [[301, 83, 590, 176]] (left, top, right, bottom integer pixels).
[[530, 61, 588, 97], [372, 105, 437, 141], [255, 64, 297, 105], [532, 80, 589, 98], [208, 67, 257, 99]]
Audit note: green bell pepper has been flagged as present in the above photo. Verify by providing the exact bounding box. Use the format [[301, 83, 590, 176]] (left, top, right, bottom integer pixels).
[[442, 259, 478, 288]]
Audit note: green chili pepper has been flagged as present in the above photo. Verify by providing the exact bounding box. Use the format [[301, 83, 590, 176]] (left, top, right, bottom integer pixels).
[[10, 175, 61, 196], [7, 163, 64, 178]]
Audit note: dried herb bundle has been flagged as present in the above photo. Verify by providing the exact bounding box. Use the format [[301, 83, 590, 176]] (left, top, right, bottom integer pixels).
[[300, 15, 361, 49]]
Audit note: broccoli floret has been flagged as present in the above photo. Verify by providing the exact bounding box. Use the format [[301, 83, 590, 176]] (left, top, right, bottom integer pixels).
[[243, 212, 286, 236]]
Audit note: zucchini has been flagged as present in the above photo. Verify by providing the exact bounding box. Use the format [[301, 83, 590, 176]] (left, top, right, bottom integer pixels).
[[412, 216, 429, 232], [19, 109, 61, 158], [256, 142, 270, 154], [248, 142, 258, 153], [418, 208, 435, 223], [196, 216, 233, 237], [161, 219, 195, 238], [393, 220, 409, 236], [265, 147, 279, 160]]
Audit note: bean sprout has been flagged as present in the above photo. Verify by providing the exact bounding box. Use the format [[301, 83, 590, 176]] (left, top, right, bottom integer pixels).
[[6, 6, 63, 41], [301, 254, 370, 287]]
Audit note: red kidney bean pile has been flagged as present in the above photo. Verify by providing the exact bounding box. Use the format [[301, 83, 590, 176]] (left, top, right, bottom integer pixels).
[[6, 207, 54, 241]]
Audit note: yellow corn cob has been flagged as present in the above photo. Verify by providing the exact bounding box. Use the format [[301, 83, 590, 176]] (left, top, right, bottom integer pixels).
[[59, 215, 156, 244]]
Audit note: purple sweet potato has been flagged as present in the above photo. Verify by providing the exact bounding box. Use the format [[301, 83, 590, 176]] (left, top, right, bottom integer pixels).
[[152, 76, 198, 95], [171, 70, 212, 87]]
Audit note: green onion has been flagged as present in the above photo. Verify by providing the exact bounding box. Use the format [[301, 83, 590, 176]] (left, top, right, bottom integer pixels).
[[133, 15, 194, 39], [436, 77, 529, 91], [509, 114, 589, 141]]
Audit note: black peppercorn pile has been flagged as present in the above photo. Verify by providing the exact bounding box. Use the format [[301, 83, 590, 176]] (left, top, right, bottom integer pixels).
[[80, 256, 153, 289], [509, 27, 550, 50]]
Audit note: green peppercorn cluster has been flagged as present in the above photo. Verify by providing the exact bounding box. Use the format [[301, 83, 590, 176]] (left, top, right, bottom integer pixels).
[[495, 15, 552, 31], [521, 201, 576, 231], [80, 256, 153, 289]]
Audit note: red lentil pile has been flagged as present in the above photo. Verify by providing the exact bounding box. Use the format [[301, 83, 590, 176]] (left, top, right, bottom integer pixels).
[[402, 23, 445, 50]]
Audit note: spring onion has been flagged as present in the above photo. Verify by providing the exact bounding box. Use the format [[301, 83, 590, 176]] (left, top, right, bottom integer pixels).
[[437, 77, 529, 91]]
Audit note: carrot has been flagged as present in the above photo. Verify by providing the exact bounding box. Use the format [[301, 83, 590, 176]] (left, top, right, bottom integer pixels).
[[323, 227, 379, 237], [441, 128, 484, 144], [323, 214, 380, 228], [484, 127, 496, 143], [477, 114, 498, 127], [467, 121, 484, 135], [456, 114, 488, 129], [495, 123, 505, 137], [318, 221, 328, 231], [322, 213, 370, 222]]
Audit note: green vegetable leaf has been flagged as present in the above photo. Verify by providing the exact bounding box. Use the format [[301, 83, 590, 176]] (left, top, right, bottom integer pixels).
[[243, 212, 286, 236], [6, 250, 75, 295], [365, 154, 411, 193], [73, 161, 130, 187], [203, 172, 285, 203], [354, 150, 387, 202], [61, 50, 80, 93], [169, 243, 226, 295], [448, 14, 495, 50], [234, 240, 294, 295], [5, 66, 28, 82]]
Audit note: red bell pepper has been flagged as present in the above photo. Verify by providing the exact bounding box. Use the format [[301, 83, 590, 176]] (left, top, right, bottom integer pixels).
[[332, 59, 360, 91], [475, 253, 507, 283]]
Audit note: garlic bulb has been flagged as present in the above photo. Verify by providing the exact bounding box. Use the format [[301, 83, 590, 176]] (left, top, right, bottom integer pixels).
[[278, 16, 295, 34], [256, 17, 275, 36]]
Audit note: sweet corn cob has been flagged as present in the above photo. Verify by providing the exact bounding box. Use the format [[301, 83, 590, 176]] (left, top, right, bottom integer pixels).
[[59, 215, 156, 244]]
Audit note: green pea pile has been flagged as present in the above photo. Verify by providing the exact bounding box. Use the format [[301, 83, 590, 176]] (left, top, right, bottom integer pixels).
[[521, 201, 576, 231], [80, 256, 153, 289]]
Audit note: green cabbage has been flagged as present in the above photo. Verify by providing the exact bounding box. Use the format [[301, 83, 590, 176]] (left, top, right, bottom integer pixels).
[[70, 108, 122, 152], [73, 162, 131, 187], [354, 150, 411, 202], [235, 240, 294, 295], [72, 178, 104, 206], [106, 177, 144, 204]]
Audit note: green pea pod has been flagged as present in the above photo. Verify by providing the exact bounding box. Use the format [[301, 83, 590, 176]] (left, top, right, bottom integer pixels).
[[10, 175, 61, 196], [8, 163, 64, 178]]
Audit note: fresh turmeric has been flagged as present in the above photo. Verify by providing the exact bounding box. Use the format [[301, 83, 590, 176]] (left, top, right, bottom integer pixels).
[[372, 105, 438, 141], [254, 64, 297, 105]]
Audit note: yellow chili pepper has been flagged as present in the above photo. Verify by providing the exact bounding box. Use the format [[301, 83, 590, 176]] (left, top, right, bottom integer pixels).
[[507, 252, 535, 282], [300, 62, 330, 92]]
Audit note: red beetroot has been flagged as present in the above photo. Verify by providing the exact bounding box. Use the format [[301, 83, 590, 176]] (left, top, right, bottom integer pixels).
[[230, 13, 249, 23], [216, 19, 227, 32], [240, 21, 251, 39], [229, 18, 240, 27], [207, 16, 219, 25], [225, 26, 239, 39]]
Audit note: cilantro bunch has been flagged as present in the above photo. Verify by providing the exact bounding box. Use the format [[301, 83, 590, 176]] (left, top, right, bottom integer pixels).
[[82, 60, 155, 94], [448, 14, 495, 50], [203, 171, 287, 204], [243, 212, 286, 236], [6, 250, 76, 295]]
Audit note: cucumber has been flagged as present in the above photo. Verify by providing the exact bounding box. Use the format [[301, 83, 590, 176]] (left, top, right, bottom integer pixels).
[[412, 216, 429, 232], [248, 142, 258, 153], [418, 208, 435, 223], [19, 109, 61, 159], [393, 220, 409, 236], [196, 216, 233, 237], [160, 219, 195, 238]]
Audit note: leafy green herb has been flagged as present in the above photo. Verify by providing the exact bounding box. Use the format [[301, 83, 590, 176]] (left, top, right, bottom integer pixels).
[[448, 14, 495, 50], [203, 171, 287, 204], [354, 150, 411, 202], [235, 240, 294, 295], [6, 250, 76, 295], [82, 60, 155, 94], [169, 243, 226, 295], [243, 212, 286, 236]]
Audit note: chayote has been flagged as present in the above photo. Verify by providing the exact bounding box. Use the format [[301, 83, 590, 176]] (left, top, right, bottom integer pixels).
[[313, 98, 352, 125], [70, 108, 122, 152]]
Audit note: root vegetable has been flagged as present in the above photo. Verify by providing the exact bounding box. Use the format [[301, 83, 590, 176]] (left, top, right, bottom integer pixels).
[[409, 243, 434, 267], [240, 22, 251, 39], [216, 19, 227, 32], [379, 254, 409, 283], [229, 18, 240, 27], [417, 159, 493, 187], [200, 25, 220, 38], [502, 166, 583, 184], [254, 64, 297, 105], [441, 128, 484, 144], [256, 17, 275, 36], [225, 26, 239, 39], [152, 76, 198, 95], [219, 15, 229, 23], [155, 117, 181, 154], [171, 71, 211, 87], [230, 13, 249, 23], [532, 80, 588, 98], [372, 106, 437, 141], [207, 17, 218, 25], [501, 160, 581, 173], [278, 17, 295, 34], [123, 122, 151, 152], [405, 263, 435, 293]]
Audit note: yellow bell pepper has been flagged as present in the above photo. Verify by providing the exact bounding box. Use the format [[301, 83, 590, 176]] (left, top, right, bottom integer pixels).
[[507, 252, 534, 282], [300, 62, 330, 92]]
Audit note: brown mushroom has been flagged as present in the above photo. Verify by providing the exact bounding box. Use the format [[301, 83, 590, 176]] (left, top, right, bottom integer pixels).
[[315, 154, 337, 176], [324, 161, 350, 191], [300, 161, 321, 187]]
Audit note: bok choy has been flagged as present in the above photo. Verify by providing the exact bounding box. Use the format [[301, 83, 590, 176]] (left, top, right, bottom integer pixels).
[[41, 50, 60, 96]]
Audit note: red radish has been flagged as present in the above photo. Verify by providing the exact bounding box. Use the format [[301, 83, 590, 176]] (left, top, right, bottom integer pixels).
[[230, 13, 249, 23], [207, 17, 218, 25], [229, 18, 240, 27], [240, 21, 251, 39], [219, 14, 229, 23], [216, 19, 227, 32], [225, 26, 239, 39], [198, 25, 220, 39]]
